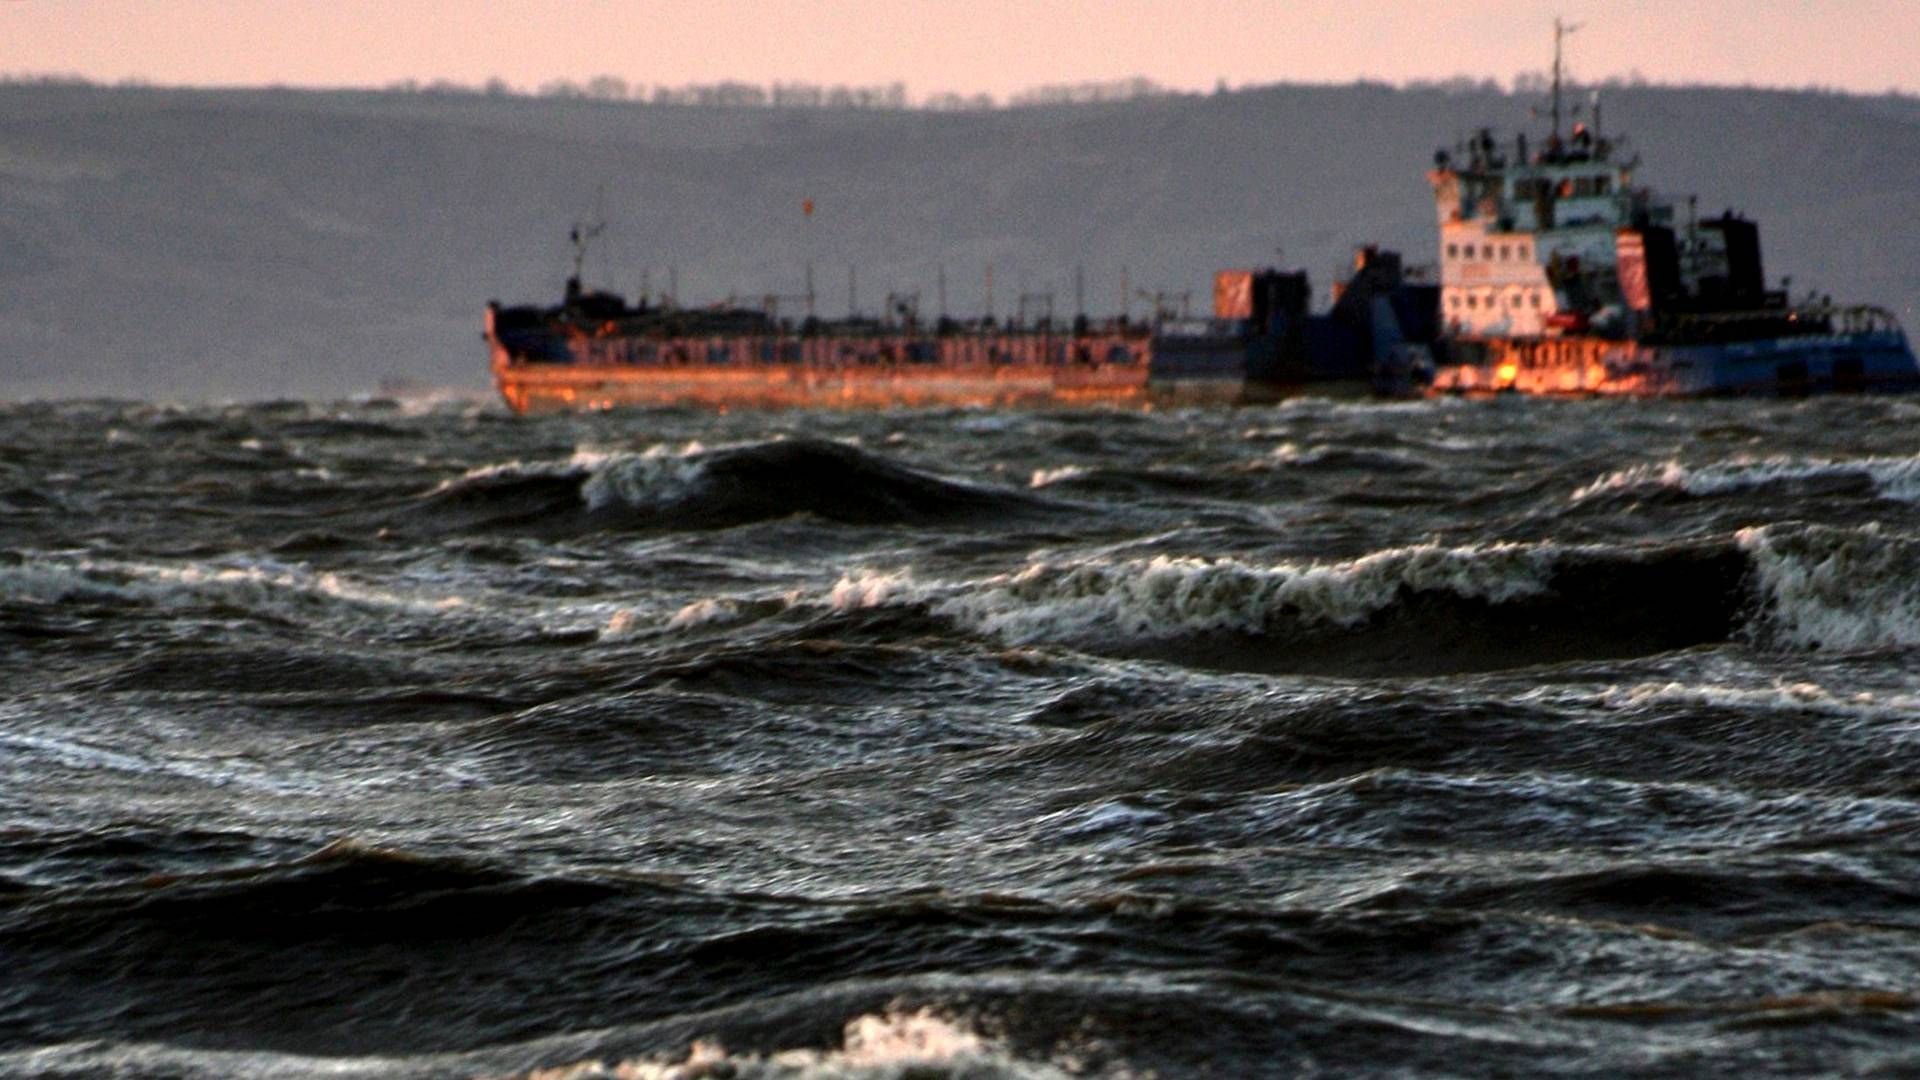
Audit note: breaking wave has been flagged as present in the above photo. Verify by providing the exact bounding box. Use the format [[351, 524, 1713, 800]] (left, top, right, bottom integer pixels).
[[0, 553, 470, 624], [936, 542, 1559, 643], [812, 540, 1750, 674], [1572, 452, 1920, 504], [819, 524, 1920, 671], [421, 438, 1025, 533], [507, 1010, 1069, 1080], [1028, 464, 1089, 489], [1739, 523, 1920, 650]]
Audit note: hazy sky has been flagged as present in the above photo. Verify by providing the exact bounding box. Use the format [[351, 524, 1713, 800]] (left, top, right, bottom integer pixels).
[[7, 0, 1918, 99]]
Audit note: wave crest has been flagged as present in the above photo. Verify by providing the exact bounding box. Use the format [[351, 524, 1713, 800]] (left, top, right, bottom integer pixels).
[[423, 438, 1021, 533], [1573, 453, 1920, 503], [1740, 524, 1920, 650], [935, 542, 1557, 646], [513, 1009, 1068, 1080]]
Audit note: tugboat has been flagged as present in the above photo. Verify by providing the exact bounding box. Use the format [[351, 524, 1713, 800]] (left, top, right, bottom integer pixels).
[[1424, 19, 1919, 395]]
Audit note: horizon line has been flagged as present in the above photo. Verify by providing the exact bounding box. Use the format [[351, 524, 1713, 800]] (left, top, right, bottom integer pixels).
[[7, 70, 1915, 109]]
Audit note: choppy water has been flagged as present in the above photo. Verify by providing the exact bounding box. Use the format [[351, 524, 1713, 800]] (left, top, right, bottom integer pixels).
[[5, 395, 1920, 1077]]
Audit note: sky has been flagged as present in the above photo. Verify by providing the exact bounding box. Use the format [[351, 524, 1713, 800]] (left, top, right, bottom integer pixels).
[[5, 0, 1918, 100]]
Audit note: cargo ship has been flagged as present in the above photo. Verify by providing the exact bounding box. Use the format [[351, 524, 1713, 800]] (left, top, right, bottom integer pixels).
[[484, 237, 1436, 413], [1421, 20, 1919, 395]]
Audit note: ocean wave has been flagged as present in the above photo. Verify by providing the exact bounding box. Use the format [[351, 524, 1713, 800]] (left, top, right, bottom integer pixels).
[[1596, 679, 1914, 716], [0, 550, 699, 652], [809, 536, 1814, 673], [1255, 442, 1429, 472], [423, 438, 1023, 533], [613, 523, 1920, 670], [0, 554, 470, 623], [511, 1010, 1069, 1080], [1571, 453, 1920, 503], [933, 542, 1560, 645], [0, 1009, 1066, 1080]]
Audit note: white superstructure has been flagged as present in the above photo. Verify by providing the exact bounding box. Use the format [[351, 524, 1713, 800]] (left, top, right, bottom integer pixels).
[[1428, 19, 1680, 338]]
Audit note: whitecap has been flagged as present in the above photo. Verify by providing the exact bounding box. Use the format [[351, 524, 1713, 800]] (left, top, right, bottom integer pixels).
[[934, 541, 1558, 645], [829, 568, 919, 612], [1738, 524, 1920, 650], [519, 1008, 1071, 1080], [1572, 453, 1920, 504], [1028, 465, 1088, 489]]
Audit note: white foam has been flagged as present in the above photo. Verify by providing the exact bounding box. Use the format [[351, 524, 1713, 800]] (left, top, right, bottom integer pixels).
[[0, 554, 470, 625], [434, 454, 585, 491], [829, 568, 920, 612], [666, 597, 740, 631], [1263, 441, 1329, 466], [1572, 453, 1920, 504], [935, 541, 1557, 645], [1598, 679, 1904, 715], [1028, 465, 1088, 489], [1738, 524, 1920, 650], [435, 442, 715, 511], [578, 444, 710, 511], [523, 1009, 1070, 1080], [0, 560, 133, 604]]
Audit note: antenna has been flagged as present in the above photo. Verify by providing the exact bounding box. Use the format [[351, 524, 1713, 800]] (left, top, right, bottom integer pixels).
[[594, 183, 610, 285]]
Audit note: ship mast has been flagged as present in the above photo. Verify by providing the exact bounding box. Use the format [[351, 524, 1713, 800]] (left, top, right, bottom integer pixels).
[[1550, 16, 1581, 144], [566, 185, 609, 302], [568, 219, 604, 285]]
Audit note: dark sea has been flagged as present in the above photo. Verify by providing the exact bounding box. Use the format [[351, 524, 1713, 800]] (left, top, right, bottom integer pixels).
[[4, 394, 1920, 1078]]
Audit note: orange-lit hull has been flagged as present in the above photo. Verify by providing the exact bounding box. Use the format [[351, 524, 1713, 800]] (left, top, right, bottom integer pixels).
[[490, 343, 1149, 413], [1430, 330, 1920, 397]]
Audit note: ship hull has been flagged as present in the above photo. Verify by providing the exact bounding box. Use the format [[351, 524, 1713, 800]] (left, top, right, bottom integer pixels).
[[491, 345, 1381, 413], [491, 344, 1148, 412], [485, 306, 1169, 412], [1431, 330, 1920, 397]]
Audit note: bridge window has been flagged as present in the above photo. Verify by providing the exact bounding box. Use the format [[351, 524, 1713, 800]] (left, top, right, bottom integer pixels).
[[1482, 245, 1493, 259], [1499, 244, 1510, 260], [1447, 243, 1458, 258]]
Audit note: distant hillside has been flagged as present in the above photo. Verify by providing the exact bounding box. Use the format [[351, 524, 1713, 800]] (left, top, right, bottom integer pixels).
[[2, 82, 1916, 400]]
